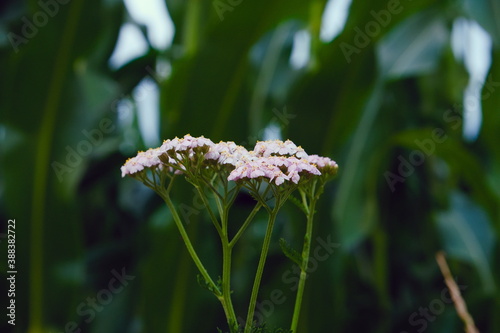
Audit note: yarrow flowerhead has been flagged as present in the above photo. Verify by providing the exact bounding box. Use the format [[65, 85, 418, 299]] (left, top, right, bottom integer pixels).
[[228, 156, 320, 185], [306, 155, 338, 176], [157, 134, 215, 174], [253, 139, 308, 159], [120, 135, 338, 333], [204, 141, 251, 167], [159, 134, 214, 155], [121, 147, 164, 177], [121, 136, 338, 187]]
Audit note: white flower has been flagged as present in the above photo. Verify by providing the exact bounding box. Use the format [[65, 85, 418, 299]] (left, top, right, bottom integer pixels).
[[205, 141, 251, 166], [253, 139, 308, 159], [121, 136, 337, 184], [227, 156, 320, 185], [307, 155, 338, 175], [121, 147, 163, 177], [160, 134, 214, 154]]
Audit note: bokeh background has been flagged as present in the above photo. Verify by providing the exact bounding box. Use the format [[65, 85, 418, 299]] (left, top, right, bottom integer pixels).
[[1, 0, 499, 332]]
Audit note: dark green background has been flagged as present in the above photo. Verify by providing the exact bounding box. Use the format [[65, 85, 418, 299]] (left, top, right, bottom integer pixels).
[[1, 0, 499, 332]]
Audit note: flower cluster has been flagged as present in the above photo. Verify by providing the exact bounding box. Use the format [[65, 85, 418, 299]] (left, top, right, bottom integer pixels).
[[120, 134, 339, 333], [226, 141, 337, 185], [121, 147, 163, 177], [121, 135, 217, 177], [228, 156, 320, 185], [160, 135, 214, 154], [307, 155, 339, 175], [205, 141, 251, 167], [121, 135, 338, 185], [253, 139, 308, 158]]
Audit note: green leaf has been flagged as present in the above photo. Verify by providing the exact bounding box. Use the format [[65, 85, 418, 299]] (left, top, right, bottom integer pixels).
[[279, 238, 303, 268], [377, 10, 448, 79], [392, 128, 499, 223], [0, 1, 128, 331], [197, 274, 222, 297], [436, 191, 496, 293], [287, 194, 307, 214], [331, 80, 384, 250], [461, 0, 500, 47], [160, 0, 311, 143]]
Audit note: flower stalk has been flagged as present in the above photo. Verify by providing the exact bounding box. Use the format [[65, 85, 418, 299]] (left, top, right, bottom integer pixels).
[[290, 187, 318, 332], [244, 208, 279, 333], [121, 135, 338, 332]]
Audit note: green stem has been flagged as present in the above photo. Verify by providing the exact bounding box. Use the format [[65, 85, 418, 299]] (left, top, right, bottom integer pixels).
[[184, 0, 202, 55], [244, 208, 279, 333], [194, 184, 224, 239], [162, 193, 219, 294], [229, 202, 263, 249], [222, 233, 238, 331], [163, 189, 239, 328], [290, 195, 317, 332], [308, 0, 324, 71], [194, 177, 238, 331], [221, 202, 238, 331], [29, 1, 84, 332]]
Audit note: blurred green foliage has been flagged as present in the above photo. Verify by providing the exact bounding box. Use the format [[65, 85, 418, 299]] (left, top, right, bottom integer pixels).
[[0, 0, 499, 332]]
